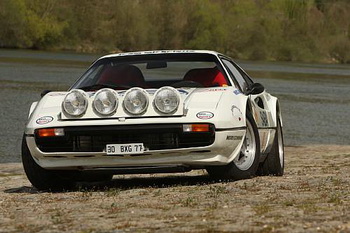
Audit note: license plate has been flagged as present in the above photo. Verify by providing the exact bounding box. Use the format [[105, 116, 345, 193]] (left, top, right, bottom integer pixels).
[[106, 143, 144, 155]]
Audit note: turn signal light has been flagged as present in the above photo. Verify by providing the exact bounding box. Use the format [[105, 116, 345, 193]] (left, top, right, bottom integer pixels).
[[183, 124, 210, 132], [37, 128, 64, 137]]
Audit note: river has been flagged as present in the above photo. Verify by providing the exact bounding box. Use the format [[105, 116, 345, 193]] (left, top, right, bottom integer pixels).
[[1, 49, 349, 163]]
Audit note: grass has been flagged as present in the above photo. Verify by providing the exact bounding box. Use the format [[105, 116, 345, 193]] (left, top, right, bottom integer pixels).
[[51, 210, 65, 225], [15, 223, 46, 233], [328, 193, 343, 205], [253, 203, 271, 215], [298, 203, 318, 214], [1, 145, 350, 232], [0, 173, 22, 177], [207, 185, 227, 198], [181, 196, 199, 207], [283, 199, 296, 207], [104, 187, 123, 197]]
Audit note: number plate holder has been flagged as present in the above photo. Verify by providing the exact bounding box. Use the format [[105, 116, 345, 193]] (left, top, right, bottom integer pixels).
[[106, 143, 144, 155]]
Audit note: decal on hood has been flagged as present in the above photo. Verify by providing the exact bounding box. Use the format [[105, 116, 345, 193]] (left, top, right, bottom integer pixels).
[[233, 90, 241, 95], [196, 111, 214, 119], [198, 88, 227, 92], [48, 93, 66, 96], [36, 116, 53, 125], [178, 89, 189, 95]]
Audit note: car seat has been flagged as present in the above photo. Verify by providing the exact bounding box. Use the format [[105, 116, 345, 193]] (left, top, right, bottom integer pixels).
[[98, 64, 146, 88], [183, 67, 227, 87]]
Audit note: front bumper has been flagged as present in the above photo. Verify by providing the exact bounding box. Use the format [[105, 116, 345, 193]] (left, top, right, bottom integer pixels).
[[26, 127, 246, 170], [33, 124, 216, 153]]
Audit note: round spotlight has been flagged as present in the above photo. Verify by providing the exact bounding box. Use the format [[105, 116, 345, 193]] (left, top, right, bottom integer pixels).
[[153, 86, 180, 114], [123, 88, 149, 115], [62, 89, 88, 116], [93, 88, 118, 115]]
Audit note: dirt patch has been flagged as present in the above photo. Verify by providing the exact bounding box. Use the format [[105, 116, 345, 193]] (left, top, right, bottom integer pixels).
[[1, 145, 350, 232]]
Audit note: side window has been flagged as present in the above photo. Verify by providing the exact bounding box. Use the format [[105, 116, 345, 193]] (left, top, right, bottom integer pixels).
[[235, 64, 254, 87], [221, 59, 248, 92]]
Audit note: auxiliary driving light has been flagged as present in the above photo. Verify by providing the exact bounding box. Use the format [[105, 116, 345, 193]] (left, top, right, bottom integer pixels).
[[123, 88, 149, 115], [62, 89, 88, 116], [153, 86, 180, 114], [93, 88, 118, 115]]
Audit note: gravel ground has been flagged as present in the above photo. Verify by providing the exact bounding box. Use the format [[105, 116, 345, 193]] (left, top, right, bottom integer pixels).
[[0, 145, 350, 233]]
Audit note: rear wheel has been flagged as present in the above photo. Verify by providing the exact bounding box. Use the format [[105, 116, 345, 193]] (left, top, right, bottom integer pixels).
[[258, 118, 284, 176], [206, 112, 260, 180], [22, 135, 78, 191]]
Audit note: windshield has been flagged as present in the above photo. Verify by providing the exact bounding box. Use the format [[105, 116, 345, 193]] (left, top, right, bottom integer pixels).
[[71, 55, 231, 91]]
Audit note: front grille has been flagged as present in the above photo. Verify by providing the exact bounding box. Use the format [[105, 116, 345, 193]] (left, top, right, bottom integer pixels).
[[35, 124, 215, 153]]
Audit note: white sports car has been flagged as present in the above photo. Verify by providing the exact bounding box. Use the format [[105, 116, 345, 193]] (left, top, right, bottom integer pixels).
[[22, 50, 284, 191]]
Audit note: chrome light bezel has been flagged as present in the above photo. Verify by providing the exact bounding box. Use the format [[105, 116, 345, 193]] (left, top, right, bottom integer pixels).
[[123, 88, 149, 115], [92, 88, 119, 116], [153, 86, 181, 114], [62, 89, 88, 117]]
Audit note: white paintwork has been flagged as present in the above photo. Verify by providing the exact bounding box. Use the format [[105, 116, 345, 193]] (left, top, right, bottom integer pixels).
[[100, 50, 221, 59], [24, 50, 282, 170], [26, 129, 246, 169]]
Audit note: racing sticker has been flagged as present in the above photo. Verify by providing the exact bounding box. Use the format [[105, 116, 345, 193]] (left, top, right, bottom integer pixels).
[[260, 111, 269, 127], [233, 90, 241, 95], [178, 89, 189, 95], [196, 111, 214, 119], [209, 88, 226, 91], [47, 93, 66, 96], [231, 105, 243, 121], [226, 135, 243, 140], [197, 88, 227, 92], [36, 116, 53, 125]]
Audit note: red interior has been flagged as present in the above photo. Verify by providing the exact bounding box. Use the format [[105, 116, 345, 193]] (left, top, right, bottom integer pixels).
[[98, 65, 146, 87], [183, 67, 227, 87]]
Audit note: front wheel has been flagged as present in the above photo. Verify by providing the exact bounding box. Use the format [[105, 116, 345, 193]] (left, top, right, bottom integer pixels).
[[21, 135, 77, 191], [206, 112, 260, 180]]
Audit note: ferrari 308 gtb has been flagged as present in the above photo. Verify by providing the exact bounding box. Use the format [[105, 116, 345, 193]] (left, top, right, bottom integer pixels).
[[22, 50, 284, 191]]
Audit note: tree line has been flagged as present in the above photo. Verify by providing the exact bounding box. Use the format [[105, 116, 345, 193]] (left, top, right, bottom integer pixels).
[[0, 0, 349, 63]]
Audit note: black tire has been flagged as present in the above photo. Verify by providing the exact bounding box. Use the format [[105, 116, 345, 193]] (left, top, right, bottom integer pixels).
[[21, 135, 78, 191], [257, 118, 284, 176], [78, 172, 113, 183], [206, 112, 260, 180]]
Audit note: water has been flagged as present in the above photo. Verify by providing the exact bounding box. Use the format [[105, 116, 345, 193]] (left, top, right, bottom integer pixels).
[[1, 49, 349, 163], [237, 60, 350, 146]]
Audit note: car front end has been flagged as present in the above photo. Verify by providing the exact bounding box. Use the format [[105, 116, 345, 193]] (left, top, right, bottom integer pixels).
[[24, 86, 247, 172]]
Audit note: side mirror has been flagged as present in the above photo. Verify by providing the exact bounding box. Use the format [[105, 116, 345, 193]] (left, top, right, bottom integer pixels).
[[41, 90, 51, 97], [247, 83, 265, 95]]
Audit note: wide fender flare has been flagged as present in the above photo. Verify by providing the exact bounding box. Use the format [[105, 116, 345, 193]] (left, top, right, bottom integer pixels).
[[28, 101, 38, 118], [213, 90, 249, 129], [264, 94, 282, 128]]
